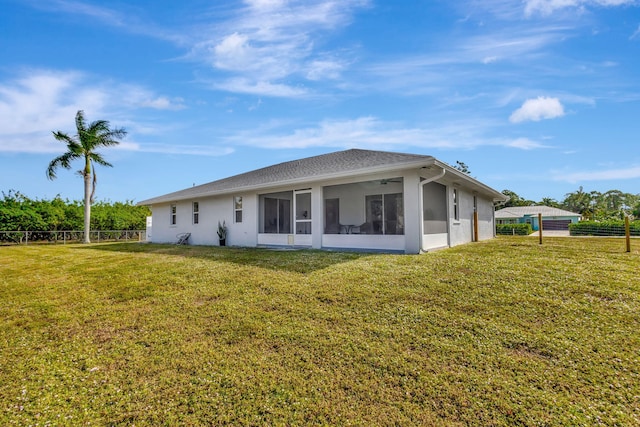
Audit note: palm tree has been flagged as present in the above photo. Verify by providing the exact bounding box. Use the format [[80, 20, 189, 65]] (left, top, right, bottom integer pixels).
[[47, 110, 127, 243]]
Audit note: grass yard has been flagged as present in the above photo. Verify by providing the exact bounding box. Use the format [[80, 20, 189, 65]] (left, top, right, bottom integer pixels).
[[1, 237, 638, 426]]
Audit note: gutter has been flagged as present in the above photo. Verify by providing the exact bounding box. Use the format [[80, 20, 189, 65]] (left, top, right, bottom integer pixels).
[[418, 166, 446, 253]]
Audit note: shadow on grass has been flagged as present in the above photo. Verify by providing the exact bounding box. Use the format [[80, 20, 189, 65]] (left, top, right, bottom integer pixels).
[[76, 242, 374, 274]]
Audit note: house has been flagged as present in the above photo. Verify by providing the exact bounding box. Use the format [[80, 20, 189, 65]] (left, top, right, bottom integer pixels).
[[138, 149, 508, 254], [495, 206, 581, 231]]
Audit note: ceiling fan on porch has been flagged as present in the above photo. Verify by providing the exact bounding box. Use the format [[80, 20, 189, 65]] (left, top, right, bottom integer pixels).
[[380, 178, 402, 184]]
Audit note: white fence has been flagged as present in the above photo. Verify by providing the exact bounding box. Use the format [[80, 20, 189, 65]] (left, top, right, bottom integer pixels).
[[0, 230, 146, 245]]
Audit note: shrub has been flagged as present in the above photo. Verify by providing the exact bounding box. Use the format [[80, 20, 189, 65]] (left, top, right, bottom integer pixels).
[[496, 223, 532, 235]]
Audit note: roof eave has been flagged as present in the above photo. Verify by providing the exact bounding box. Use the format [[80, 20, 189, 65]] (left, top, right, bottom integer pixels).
[[432, 160, 508, 202], [138, 158, 436, 206]]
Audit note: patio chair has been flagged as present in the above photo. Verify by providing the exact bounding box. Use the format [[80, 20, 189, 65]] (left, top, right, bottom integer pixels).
[[176, 232, 191, 245]]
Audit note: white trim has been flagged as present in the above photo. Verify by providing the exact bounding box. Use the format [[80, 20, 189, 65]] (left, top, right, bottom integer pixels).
[[258, 233, 312, 247], [322, 234, 404, 251], [422, 233, 448, 250]]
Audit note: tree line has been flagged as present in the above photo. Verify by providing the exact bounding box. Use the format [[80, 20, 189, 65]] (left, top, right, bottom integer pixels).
[[0, 190, 150, 231], [500, 187, 640, 220]]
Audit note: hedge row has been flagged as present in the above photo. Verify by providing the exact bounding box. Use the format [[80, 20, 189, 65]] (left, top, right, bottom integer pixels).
[[0, 191, 150, 232], [569, 220, 640, 236], [496, 223, 532, 235]]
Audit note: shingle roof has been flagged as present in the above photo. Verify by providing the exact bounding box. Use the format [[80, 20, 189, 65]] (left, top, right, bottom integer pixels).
[[495, 206, 581, 218], [138, 149, 435, 205]]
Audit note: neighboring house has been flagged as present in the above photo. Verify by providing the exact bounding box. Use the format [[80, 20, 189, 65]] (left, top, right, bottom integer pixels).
[[138, 149, 508, 254], [495, 206, 581, 231]]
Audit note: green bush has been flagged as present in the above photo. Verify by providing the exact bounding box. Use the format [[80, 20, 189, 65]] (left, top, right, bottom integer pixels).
[[569, 220, 640, 236], [496, 223, 532, 235], [0, 190, 150, 233]]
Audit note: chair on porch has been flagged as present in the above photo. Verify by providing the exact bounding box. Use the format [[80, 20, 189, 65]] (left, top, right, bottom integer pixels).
[[350, 222, 371, 234], [176, 232, 191, 245]]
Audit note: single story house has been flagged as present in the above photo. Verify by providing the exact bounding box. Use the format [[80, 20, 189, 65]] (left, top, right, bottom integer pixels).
[[495, 206, 581, 231], [138, 149, 508, 254]]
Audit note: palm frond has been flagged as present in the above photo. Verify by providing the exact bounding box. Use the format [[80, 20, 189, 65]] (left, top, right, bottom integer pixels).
[[75, 110, 87, 134], [89, 152, 113, 168], [47, 151, 80, 180]]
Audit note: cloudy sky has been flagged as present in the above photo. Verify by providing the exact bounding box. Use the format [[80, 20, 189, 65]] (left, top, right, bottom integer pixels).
[[1, 0, 639, 203]]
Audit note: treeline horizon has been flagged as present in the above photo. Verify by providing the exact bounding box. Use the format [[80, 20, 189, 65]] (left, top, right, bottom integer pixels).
[[500, 187, 640, 220], [0, 190, 150, 231]]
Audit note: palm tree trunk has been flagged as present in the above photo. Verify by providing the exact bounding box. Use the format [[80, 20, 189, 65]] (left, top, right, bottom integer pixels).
[[83, 172, 92, 243]]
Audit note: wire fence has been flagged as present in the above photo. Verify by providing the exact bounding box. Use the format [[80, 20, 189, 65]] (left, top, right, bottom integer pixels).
[[511, 216, 637, 253], [0, 230, 146, 245], [569, 220, 639, 237]]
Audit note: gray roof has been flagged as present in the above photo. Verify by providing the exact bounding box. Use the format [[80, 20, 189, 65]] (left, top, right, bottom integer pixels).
[[138, 149, 505, 205], [495, 206, 581, 218]]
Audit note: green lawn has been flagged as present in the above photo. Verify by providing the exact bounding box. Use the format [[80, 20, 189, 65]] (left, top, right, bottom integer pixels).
[[1, 238, 638, 426]]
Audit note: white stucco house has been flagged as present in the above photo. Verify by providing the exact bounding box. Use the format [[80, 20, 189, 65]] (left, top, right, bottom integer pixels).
[[138, 149, 508, 254]]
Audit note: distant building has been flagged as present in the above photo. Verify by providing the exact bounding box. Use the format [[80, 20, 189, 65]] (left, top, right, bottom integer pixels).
[[495, 206, 581, 231]]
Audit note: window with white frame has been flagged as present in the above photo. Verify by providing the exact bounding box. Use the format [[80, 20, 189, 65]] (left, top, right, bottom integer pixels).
[[170, 204, 177, 225], [453, 189, 459, 221], [192, 201, 199, 224], [234, 196, 243, 223]]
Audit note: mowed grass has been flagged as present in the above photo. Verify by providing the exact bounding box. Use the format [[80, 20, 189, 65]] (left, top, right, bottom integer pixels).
[[1, 238, 638, 426]]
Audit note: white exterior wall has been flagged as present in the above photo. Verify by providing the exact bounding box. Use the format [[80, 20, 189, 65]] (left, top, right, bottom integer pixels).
[[448, 187, 473, 247], [147, 169, 501, 253], [477, 195, 496, 241], [403, 171, 421, 254], [446, 188, 496, 246], [149, 193, 259, 246]]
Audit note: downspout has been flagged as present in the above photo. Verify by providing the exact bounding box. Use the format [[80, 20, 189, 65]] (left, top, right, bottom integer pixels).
[[418, 167, 446, 253]]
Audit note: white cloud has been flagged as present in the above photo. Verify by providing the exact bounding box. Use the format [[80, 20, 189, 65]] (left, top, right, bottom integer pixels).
[[225, 116, 551, 151], [0, 69, 185, 153], [213, 33, 252, 70], [213, 78, 308, 97], [506, 137, 549, 149], [190, 0, 369, 96], [131, 143, 235, 157], [26, 0, 187, 44], [121, 87, 186, 110], [509, 96, 565, 123], [306, 59, 345, 80], [554, 165, 640, 182], [524, 0, 636, 16]]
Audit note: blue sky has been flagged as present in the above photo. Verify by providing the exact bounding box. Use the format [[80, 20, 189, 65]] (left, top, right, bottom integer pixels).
[[1, 0, 639, 204]]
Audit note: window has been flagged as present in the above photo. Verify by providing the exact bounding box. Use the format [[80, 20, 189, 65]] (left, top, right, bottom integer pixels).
[[192, 202, 199, 224], [170, 204, 177, 225], [453, 189, 459, 221], [234, 196, 243, 223], [365, 193, 404, 235]]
